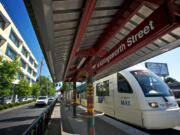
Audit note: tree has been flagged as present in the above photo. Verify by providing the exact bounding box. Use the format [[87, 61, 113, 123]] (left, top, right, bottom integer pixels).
[[62, 82, 73, 91], [48, 87, 55, 96], [31, 82, 40, 98], [0, 56, 21, 104], [165, 77, 178, 84], [62, 82, 73, 104], [38, 76, 56, 96], [14, 79, 31, 97]]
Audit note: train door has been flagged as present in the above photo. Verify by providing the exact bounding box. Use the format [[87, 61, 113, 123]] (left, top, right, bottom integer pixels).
[[114, 72, 142, 126], [94, 75, 115, 117]]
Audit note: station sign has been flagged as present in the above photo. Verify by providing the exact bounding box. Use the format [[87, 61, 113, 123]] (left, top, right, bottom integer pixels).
[[94, 3, 175, 73]]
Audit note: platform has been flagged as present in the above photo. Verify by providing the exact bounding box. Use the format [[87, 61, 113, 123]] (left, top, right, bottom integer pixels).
[[46, 102, 148, 135]]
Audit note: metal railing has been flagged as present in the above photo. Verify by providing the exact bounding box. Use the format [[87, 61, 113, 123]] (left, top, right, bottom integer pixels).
[[23, 99, 57, 135]]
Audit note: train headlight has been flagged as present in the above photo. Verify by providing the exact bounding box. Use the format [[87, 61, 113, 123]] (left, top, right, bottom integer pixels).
[[148, 102, 158, 108]]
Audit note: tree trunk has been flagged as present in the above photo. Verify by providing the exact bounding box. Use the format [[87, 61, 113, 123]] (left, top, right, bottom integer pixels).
[[1, 96, 5, 104], [12, 84, 16, 103]]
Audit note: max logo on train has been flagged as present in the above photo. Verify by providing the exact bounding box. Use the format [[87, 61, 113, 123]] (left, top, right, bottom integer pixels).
[[121, 100, 130, 106]]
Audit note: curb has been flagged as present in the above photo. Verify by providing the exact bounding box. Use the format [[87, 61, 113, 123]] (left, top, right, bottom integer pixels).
[[0, 102, 35, 114]]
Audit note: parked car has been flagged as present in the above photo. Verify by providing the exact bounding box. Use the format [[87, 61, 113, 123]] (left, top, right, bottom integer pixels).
[[0, 97, 12, 104], [35, 96, 48, 106], [18, 97, 27, 102], [27, 96, 34, 101], [48, 96, 55, 105]]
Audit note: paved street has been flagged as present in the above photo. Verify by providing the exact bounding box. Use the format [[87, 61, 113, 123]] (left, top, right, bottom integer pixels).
[[0, 103, 48, 135]]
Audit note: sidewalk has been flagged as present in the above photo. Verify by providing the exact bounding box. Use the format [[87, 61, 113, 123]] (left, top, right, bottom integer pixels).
[[45, 103, 74, 135], [45, 103, 62, 135]]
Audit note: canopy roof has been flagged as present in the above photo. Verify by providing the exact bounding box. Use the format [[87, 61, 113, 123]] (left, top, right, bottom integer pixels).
[[24, 0, 180, 82]]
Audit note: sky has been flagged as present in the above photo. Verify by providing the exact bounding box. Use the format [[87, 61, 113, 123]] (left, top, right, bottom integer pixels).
[[141, 48, 180, 81], [1, 0, 180, 82]]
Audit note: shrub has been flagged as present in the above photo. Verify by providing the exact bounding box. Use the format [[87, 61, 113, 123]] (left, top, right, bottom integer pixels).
[[3, 104, 8, 109], [9, 104, 13, 108], [0, 100, 35, 111], [0, 105, 4, 110]]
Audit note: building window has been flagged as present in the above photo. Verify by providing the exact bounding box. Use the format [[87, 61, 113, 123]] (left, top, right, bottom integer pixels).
[[9, 30, 20, 47], [26, 76, 30, 83], [27, 66, 32, 74], [21, 46, 28, 57], [117, 73, 133, 93], [17, 72, 20, 79], [34, 63, 37, 69], [96, 80, 109, 96], [0, 35, 6, 46], [29, 56, 33, 64], [33, 71, 37, 77], [32, 80, 35, 85], [20, 58, 26, 69], [0, 14, 5, 30], [20, 73, 24, 80], [5, 44, 17, 60]]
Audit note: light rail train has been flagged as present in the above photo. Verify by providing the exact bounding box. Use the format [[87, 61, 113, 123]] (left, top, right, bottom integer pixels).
[[76, 65, 180, 129]]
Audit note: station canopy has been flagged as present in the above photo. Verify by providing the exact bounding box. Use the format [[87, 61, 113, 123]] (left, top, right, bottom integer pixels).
[[24, 0, 180, 82]]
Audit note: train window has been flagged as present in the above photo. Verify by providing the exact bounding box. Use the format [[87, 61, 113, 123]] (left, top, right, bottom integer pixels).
[[118, 73, 133, 93], [131, 70, 172, 97], [96, 80, 109, 96]]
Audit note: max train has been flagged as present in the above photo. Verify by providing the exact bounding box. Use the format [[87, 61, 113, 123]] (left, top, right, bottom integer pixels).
[[76, 65, 180, 129]]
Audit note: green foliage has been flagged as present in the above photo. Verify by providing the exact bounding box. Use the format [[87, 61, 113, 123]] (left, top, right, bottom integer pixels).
[[0, 100, 35, 111], [38, 76, 56, 96], [165, 77, 178, 84], [14, 79, 31, 97], [53, 82, 58, 89], [0, 56, 21, 97], [62, 82, 73, 91], [31, 82, 40, 98], [48, 86, 55, 96]]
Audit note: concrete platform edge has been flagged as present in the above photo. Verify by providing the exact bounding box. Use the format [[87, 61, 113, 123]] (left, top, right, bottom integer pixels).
[[78, 105, 149, 135]]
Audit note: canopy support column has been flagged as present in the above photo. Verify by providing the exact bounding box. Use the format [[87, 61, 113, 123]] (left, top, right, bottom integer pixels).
[[73, 81, 77, 117], [86, 73, 95, 135]]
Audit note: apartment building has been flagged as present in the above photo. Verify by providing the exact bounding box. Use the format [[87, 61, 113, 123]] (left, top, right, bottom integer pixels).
[[0, 2, 38, 86]]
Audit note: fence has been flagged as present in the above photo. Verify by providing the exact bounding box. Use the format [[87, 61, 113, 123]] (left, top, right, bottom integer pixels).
[[23, 99, 57, 135]]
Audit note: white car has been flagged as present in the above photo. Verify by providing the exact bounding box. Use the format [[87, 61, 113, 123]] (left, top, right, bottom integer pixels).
[[35, 96, 48, 106]]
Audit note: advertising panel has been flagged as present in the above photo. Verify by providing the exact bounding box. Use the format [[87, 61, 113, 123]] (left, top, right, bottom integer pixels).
[[145, 62, 169, 76]]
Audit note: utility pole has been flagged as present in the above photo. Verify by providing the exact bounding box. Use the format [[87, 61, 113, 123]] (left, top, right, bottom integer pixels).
[[39, 57, 43, 96], [47, 75, 50, 96], [39, 57, 43, 85]]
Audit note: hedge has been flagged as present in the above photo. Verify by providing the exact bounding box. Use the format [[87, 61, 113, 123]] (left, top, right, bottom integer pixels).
[[0, 100, 35, 111]]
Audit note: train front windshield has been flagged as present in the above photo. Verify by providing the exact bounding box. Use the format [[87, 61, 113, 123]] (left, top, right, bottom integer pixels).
[[131, 70, 173, 97]]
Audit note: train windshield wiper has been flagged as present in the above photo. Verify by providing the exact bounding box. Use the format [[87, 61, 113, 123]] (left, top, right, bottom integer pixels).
[[146, 90, 168, 102], [154, 92, 168, 102]]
